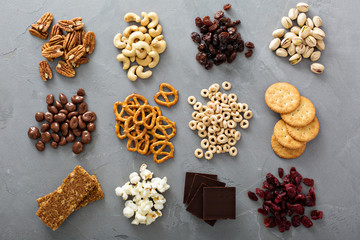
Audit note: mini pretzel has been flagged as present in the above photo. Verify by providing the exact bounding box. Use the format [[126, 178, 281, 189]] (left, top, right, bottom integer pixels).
[[136, 134, 150, 155], [124, 116, 147, 140], [152, 116, 176, 140], [134, 105, 157, 129], [146, 131, 158, 155], [154, 83, 179, 107], [115, 121, 127, 139], [124, 93, 149, 106], [150, 140, 174, 163]]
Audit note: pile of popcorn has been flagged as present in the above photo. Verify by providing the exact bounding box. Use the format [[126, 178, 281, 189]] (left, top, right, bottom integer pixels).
[[115, 164, 170, 225]]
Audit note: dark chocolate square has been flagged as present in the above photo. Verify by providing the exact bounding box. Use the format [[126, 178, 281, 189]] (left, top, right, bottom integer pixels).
[[186, 175, 225, 205], [203, 187, 236, 220], [183, 172, 218, 204]]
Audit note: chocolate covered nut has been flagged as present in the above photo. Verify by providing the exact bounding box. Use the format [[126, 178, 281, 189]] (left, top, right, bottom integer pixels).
[[41, 123, 50, 133], [87, 123, 96, 132], [81, 130, 91, 144], [67, 111, 78, 119], [55, 100, 63, 110], [59, 93, 68, 105], [51, 133, 60, 142], [59, 136, 67, 146], [54, 113, 66, 122], [77, 88, 85, 96], [65, 102, 76, 112], [50, 122, 60, 133], [71, 95, 84, 104], [35, 141, 45, 151], [69, 116, 79, 129], [78, 115, 86, 129], [72, 141, 84, 154], [35, 112, 45, 122], [47, 105, 59, 114], [66, 131, 75, 142], [59, 109, 68, 115], [41, 131, 51, 143], [50, 141, 58, 149], [44, 112, 54, 123], [46, 94, 54, 105], [78, 102, 88, 115], [82, 111, 97, 122], [28, 127, 41, 139], [61, 122, 69, 136], [73, 128, 82, 137]]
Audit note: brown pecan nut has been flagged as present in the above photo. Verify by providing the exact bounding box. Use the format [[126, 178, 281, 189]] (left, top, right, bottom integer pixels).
[[72, 57, 89, 68], [58, 20, 75, 32], [36, 12, 53, 32], [39, 60, 53, 81], [83, 31, 95, 54], [63, 31, 79, 51], [50, 24, 63, 39], [29, 28, 48, 39], [66, 45, 85, 63], [56, 61, 76, 77], [71, 17, 84, 30], [41, 43, 51, 51], [77, 29, 85, 45], [42, 45, 64, 59], [49, 35, 65, 46]]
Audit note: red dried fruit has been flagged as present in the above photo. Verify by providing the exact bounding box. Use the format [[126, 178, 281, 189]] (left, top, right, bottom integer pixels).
[[291, 215, 301, 227], [223, 3, 232, 10], [214, 11, 224, 20], [227, 51, 237, 63], [274, 195, 282, 204], [287, 203, 304, 215], [248, 191, 258, 201], [256, 188, 265, 198], [245, 41, 255, 49], [208, 23, 219, 32], [232, 20, 241, 26], [190, 32, 201, 43], [265, 201, 281, 211], [285, 184, 297, 198], [264, 216, 276, 228], [301, 216, 313, 228], [258, 208, 268, 216], [303, 178, 314, 187], [195, 17, 203, 27], [311, 210, 323, 220], [278, 168, 284, 178], [245, 49, 253, 58]]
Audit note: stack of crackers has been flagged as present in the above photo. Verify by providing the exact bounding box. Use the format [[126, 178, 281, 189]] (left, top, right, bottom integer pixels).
[[265, 82, 320, 159], [36, 166, 104, 231]]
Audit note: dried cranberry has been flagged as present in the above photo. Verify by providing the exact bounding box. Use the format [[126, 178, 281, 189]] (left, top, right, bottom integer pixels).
[[278, 222, 286, 232], [262, 181, 274, 190], [264, 217, 276, 228], [255, 188, 265, 198], [245, 41, 255, 49], [264, 190, 275, 201], [311, 210, 323, 220], [291, 215, 301, 227], [195, 17, 203, 27], [303, 178, 314, 187], [223, 3, 232, 10], [190, 32, 201, 43], [214, 11, 224, 20], [285, 184, 297, 198], [248, 191, 258, 201], [258, 208, 268, 216], [274, 195, 282, 204], [287, 203, 304, 215], [294, 193, 306, 203], [278, 168, 284, 178], [301, 216, 313, 228], [265, 201, 281, 211], [227, 27, 237, 35], [245, 49, 253, 58]]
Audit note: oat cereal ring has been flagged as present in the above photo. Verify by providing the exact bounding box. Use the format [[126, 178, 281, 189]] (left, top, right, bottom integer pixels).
[[224, 129, 232, 137], [230, 102, 238, 111], [194, 148, 204, 158], [228, 137, 236, 146], [244, 110, 253, 120], [201, 139, 210, 149], [115, 121, 127, 139], [202, 116, 211, 126], [216, 146, 222, 154], [154, 83, 179, 108], [188, 120, 197, 130], [210, 115, 217, 125], [198, 130, 207, 138], [216, 114, 224, 123], [212, 125, 220, 132], [222, 81, 231, 90], [188, 96, 197, 105], [205, 108, 214, 116], [150, 140, 174, 164], [240, 119, 249, 129], [227, 120, 236, 128], [223, 112, 231, 120], [192, 111, 199, 120], [210, 96, 217, 102], [208, 125, 215, 134], [204, 151, 213, 160], [234, 131, 241, 141], [241, 103, 249, 112], [196, 113, 205, 121], [199, 105, 206, 113], [229, 146, 238, 156], [233, 114, 243, 123], [196, 122, 206, 131], [215, 92, 222, 101], [230, 129, 236, 136], [221, 94, 228, 103], [222, 144, 230, 152], [208, 131, 215, 137], [228, 93, 237, 102], [209, 135, 217, 145], [208, 145, 216, 153], [222, 120, 228, 129], [217, 134, 228, 144], [193, 102, 202, 111], [200, 89, 209, 98]]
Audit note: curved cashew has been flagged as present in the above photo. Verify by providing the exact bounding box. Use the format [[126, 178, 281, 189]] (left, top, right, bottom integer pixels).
[[138, 26, 147, 34], [127, 65, 138, 81], [135, 66, 152, 79], [149, 24, 162, 38], [136, 55, 152, 66], [121, 36, 129, 44], [116, 54, 130, 70], [128, 31, 145, 45], [144, 33, 152, 45], [122, 43, 136, 57], [124, 12, 141, 23], [147, 12, 159, 29], [151, 39, 167, 54], [141, 12, 150, 26], [130, 56, 135, 62], [148, 51, 159, 68], [134, 41, 151, 53], [125, 43, 132, 50], [136, 49, 147, 59], [123, 25, 139, 38], [113, 33, 126, 49]]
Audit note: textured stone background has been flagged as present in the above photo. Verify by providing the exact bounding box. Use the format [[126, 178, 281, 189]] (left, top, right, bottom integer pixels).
[[1, 0, 360, 239]]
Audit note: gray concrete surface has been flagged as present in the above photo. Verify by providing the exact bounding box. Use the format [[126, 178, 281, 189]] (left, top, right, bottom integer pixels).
[[1, 0, 360, 239]]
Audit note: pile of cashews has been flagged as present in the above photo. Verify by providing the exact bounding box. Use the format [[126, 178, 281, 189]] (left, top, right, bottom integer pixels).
[[113, 12, 167, 81]]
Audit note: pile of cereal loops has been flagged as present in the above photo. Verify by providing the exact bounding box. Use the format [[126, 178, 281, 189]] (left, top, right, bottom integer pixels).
[[188, 81, 253, 160]]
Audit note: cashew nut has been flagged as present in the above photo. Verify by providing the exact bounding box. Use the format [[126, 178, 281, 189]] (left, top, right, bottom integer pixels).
[[123, 25, 139, 38], [148, 51, 159, 68], [135, 66, 152, 79], [124, 12, 141, 23], [151, 37, 167, 54], [130, 56, 135, 62], [134, 41, 151, 53], [144, 33, 152, 45], [121, 36, 129, 44], [125, 43, 132, 50], [116, 54, 130, 70], [136, 55, 152, 66], [136, 49, 148, 59], [141, 12, 150, 26], [122, 43, 136, 57], [128, 31, 145, 45], [149, 24, 162, 38], [127, 65, 138, 81], [147, 12, 159, 29], [138, 26, 147, 34], [113, 33, 126, 49]]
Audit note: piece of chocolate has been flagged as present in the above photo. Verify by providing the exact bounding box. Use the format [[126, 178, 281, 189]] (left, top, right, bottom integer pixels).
[[203, 187, 236, 220], [186, 183, 216, 226], [186, 175, 225, 205], [184, 172, 217, 204]]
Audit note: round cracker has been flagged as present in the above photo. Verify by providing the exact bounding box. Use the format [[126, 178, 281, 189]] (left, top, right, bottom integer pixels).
[[271, 134, 306, 159], [274, 120, 306, 149], [281, 96, 316, 127], [265, 82, 301, 114], [286, 116, 319, 142]]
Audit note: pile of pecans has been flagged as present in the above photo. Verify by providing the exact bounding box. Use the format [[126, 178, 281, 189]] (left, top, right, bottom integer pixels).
[[269, 2, 325, 74], [190, 4, 254, 70], [27, 89, 97, 154], [29, 12, 95, 80]]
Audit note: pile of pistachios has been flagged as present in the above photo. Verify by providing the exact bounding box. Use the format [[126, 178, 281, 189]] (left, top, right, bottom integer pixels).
[[269, 2, 325, 74]]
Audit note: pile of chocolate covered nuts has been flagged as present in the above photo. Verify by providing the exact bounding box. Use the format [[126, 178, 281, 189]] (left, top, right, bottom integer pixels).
[[27, 88, 97, 154]]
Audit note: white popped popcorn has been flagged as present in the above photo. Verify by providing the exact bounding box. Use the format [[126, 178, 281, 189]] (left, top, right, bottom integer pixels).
[[115, 164, 170, 225]]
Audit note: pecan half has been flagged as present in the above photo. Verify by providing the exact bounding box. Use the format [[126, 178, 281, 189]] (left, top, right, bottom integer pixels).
[[39, 60, 53, 81], [49, 35, 65, 46], [42, 45, 63, 59], [71, 17, 84, 30], [56, 61, 76, 77], [72, 57, 89, 68], [63, 31, 79, 51], [77, 28, 85, 45], [29, 28, 48, 39], [36, 12, 53, 32], [50, 24, 63, 39], [66, 45, 85, 64], [41, 43, 51, 51], [58, 20, 75, 32], [83, 31, 95, 54]]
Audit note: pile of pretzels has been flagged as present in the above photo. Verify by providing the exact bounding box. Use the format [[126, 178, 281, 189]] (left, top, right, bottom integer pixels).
[[113, 12, 167, 81]]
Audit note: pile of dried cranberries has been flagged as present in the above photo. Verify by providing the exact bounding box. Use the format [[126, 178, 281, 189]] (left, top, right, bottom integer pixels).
[[190, 4, 254, 70], [248, 167, 323, 232]]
